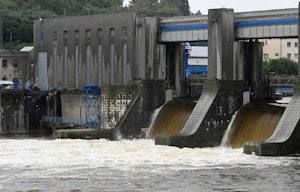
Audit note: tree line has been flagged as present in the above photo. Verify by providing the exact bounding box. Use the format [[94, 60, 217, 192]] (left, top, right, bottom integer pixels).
[[263, 58, 298, 76], [0, 0, 191, 50]]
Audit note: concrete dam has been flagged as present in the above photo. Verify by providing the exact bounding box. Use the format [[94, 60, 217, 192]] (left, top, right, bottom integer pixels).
[[150, 7, 300, 156], [153, 79, 299, 156], [0, 7, 296, 157]]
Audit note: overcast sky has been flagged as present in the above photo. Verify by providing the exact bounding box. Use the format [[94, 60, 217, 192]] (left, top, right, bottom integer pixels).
[[189, 0, 299, 14], [123, 0, 299, 14]]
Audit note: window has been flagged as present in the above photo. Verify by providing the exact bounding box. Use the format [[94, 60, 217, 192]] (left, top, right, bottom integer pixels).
[[52, 31, 57, 41], [2, 59, 7, 68], [122, 27, 127, 37], [63, 31, 68, 40], [74, 30, 79, 40], [263, 54, 269, 59], [97, 29, 103, 38], [109, 28, 115, 37], [294, 53, 298, 60], [275, 53, 279, 57], [287, 53, 291, 59], [295, 42, 298, 48], [13, 60, 18, 68], [86, 29, 91, 39], [287, 42, 291, 47]]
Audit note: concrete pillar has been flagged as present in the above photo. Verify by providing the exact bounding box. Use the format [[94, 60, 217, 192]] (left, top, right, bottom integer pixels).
[[208, 9, 234, 80], [175, 45, 186, 97], [233, 41, 244, 81], [244, 41, 265, 99]]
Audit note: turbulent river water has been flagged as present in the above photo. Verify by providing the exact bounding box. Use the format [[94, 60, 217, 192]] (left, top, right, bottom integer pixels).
[[0, 138, 299, 192]]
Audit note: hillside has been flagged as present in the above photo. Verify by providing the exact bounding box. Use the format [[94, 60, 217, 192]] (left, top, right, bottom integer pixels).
[[0, 0, 124, 50], [0, 0, 190, 50]]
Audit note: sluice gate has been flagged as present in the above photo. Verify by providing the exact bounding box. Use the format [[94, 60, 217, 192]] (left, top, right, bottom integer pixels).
[[148, 98, 195, 138], [222, 101, 285, 148], [153, 89, 285, 150], [244, 82, 300, 156], [155, 80, 244, 148]]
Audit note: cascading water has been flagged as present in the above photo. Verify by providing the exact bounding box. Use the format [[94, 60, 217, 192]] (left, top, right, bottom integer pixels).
[[221, 110, 239, 147], [147, 98, 196, 139], [221, 101, 285, 148], [146, 104, 164, 138], [149, 98, 285, 149]]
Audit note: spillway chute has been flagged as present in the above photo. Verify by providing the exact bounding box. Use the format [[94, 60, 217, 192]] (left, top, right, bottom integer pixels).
[[148, 98, 196, 139], [223, 101, 285, 148]]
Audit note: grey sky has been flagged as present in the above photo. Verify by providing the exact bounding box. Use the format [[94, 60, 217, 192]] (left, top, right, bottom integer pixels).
[[123, 0, 299, 14], [189, 0, 299, 14]]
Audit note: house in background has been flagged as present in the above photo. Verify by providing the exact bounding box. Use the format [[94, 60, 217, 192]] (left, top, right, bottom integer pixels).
[[263, 38, 298, 62], [0, 46, 34, 89]]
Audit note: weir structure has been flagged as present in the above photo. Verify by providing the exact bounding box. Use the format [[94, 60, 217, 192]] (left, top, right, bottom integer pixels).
[[156, 9, 245, 148], [155, 7, 300, 156], [244, 82, 300, 156], [242, 5, 300, 156], [29, 5, 300, 155]]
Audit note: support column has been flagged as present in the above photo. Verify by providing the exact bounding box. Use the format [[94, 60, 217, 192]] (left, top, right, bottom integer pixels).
[[208, 9, 234, 80], [243, 41, 265, 99]]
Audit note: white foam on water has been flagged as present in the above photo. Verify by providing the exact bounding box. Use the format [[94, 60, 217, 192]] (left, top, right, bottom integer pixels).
[[0, 139, 292, 173], [0, 138, 298, 192]]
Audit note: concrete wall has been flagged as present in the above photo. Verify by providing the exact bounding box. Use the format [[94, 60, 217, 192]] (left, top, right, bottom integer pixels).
[[117, 80, 166, 139], [60, 86, 137, 129], [33, 12, 167, 90], [100, 85, 138, 130], [61, 91, 85, 119], [59, 82, 165, 139]]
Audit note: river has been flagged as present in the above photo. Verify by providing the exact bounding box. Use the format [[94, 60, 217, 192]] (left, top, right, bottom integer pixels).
[[0, 138, 299, 192]]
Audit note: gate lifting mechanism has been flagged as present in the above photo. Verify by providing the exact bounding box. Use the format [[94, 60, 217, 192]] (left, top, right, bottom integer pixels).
[[83, 84, 101, 125]]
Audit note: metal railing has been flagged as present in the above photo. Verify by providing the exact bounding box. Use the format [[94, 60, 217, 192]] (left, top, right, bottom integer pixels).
[[42, 116, 86, 125], [188, 74, 207, 86], [267, 75, 298, 87]]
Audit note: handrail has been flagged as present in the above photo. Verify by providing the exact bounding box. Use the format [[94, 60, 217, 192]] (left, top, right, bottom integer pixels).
[[41, 116, 86, 125], [267, 75, 298, 87]]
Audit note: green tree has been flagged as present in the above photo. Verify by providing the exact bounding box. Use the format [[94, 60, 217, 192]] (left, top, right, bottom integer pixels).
[[128, 0, 159, 12], [176, 0, 190, 16], [192, 10, 202, 15], [159, 0, 190, 15], [128, 0, 190, 15], [263, 58, 298, 75], [0, 0, 125, 50]]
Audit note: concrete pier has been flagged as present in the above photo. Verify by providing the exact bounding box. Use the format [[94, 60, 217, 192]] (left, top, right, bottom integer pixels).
[[244, 81, 300, 156], [155, 80, 243, 147], [156, 9, 244, 148]]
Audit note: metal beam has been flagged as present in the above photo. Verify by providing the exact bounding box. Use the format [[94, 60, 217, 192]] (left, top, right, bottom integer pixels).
[[158, 8, 299, 42]]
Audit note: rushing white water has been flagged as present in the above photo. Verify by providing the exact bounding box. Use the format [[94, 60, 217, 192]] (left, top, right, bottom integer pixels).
[[221, 110, 238, 147], [145, 105, 163, 138], [0, 138, 299, 192]]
